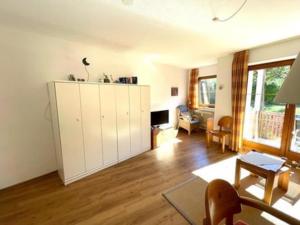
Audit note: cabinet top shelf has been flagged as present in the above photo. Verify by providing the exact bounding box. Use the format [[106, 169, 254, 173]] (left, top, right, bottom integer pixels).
[[50, 80, 150, 87]]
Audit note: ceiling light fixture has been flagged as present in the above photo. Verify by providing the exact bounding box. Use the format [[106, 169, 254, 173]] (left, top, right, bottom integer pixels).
[[212, 0, 247, 22]]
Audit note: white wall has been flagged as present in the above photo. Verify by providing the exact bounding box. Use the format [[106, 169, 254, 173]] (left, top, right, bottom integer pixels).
[[0, 25, 188, 189], [249, 38, 300, 65], [214, 37, 300, 128], [198, 64, 217, 77], [214, 55, 234, 127]]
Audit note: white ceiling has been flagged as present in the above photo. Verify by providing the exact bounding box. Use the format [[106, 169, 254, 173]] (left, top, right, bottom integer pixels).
[[0, 0, 299, 68]]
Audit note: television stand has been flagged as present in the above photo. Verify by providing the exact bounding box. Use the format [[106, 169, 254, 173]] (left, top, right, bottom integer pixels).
[[151, 126, 178, 149]]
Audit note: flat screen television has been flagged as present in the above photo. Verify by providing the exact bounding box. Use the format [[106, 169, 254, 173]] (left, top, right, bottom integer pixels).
[[151, 110, 169, 126]]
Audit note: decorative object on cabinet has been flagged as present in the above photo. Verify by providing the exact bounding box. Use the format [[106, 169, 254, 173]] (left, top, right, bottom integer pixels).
[[77, 78, 85, 82], [68, 74, 76, 81], [103, 73, 110, 83], [82, 57, 90, 81], [48, 81, 151, 185], [176, 105, 200, 135], [119, 77, 130, 84], [171, 87, 178, 96], [207, 116, 232, 153], [110, 75, 114, 83], [132, 76, 138, 84]]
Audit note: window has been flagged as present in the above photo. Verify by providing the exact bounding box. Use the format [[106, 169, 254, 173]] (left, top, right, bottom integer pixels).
[[243, 59, 300, 160], [198, 75, 217, 107]]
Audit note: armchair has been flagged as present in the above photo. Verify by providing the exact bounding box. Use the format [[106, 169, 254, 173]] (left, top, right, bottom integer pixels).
[[176, 105, 200, 135]]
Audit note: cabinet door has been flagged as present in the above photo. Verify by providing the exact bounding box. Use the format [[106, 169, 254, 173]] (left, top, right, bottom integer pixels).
[[129, 86, 142, 156], [55, 82, 85, 179], [116, 86, 131, 161], [79, 84, 103, 171], [99, 85, 118, 166], [141, 86, 151, 152]]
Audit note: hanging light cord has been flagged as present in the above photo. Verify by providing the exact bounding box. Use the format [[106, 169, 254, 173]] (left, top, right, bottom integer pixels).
[[213, 0, 247, 22]]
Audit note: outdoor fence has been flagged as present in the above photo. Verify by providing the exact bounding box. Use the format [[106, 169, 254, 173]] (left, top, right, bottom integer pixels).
[[258, 111, 284, 140]]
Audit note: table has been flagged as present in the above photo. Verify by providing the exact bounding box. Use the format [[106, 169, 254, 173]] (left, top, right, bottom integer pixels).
[[151, 126, 178, 149], [234, 156, 290, 205]]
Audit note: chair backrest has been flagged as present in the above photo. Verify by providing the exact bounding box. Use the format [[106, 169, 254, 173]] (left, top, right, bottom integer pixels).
[[177, 105, 189, 114], [218, 116, 233, 131], [205, 179, 241, 225], [205, 179, 300, 225]]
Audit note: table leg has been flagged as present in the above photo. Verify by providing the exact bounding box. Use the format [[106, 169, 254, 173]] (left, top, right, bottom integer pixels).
[[222, 136, 226, 153], [264, 173, 275, 205], [206, 133, 211, 147], [234, 159, 241, 189], [278, 171, 290, 192]]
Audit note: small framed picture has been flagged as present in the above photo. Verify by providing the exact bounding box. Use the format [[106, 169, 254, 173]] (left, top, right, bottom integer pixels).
[[171, 87, 178, 96]]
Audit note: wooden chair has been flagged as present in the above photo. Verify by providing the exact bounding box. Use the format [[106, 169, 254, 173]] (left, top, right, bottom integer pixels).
[[207, 116, 233, 153], [204, 179, 300, 225]]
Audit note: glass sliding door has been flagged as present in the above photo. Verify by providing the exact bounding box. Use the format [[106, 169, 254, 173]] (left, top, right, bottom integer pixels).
[[243, 65, 290, 149], [243, 59, 300, 160], [286, 105, 300, 160], [290, 105, 300, 153]]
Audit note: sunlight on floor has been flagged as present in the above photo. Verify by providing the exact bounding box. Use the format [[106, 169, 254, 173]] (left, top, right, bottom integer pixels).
[[270, 193, 300, 220], [245, 184, 265, 199], [155, 138, 182, 161], [192, 156, 250, 183], [260, 212, 289, 225]]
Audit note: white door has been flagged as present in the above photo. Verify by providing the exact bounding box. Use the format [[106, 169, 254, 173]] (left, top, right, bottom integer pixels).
[[141, 86, 151, 152], [116, 86, 131, 161], [129, 86, 142, 156], [99, 85, 118, 166], [79, 84, 103, 171], [55, 82, 85, 179]]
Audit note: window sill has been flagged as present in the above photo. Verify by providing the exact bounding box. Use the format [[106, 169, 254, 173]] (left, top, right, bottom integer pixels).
[[196, 107, 215, 112]]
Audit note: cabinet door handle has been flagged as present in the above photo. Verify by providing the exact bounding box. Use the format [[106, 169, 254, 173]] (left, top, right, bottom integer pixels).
[[76, 118, 80, 122], [101, 115, 104, 119], [126, 112, 129, 115]]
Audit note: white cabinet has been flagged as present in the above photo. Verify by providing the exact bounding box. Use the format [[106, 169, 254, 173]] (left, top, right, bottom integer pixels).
[[99, 85, 118, 166], [54, 82, 86, 180], [141, 86, 151, 152], [79, 84, 103, 171], [129, 86, 142, 156], [116, 86, 131, 161], [48, 81, 150, 185]]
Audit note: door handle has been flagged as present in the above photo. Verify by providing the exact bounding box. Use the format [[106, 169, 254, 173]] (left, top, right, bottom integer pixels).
[[76, 118, 80, 122]]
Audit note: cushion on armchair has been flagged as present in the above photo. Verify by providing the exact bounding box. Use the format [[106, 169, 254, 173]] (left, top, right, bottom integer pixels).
[[177, 105, 189, 113], [181, 111, 192, 120]]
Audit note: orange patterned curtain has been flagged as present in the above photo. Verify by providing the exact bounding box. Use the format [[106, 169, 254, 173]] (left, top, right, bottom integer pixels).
[[232, 50, 249, 152], [188, 68, 199, 109]]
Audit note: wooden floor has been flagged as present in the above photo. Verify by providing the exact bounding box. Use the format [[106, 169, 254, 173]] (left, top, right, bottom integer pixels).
[[0, 131, 235, 225]]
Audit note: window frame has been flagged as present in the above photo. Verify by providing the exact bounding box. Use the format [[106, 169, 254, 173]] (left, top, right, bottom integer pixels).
[[197, 75, 217, 108]]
